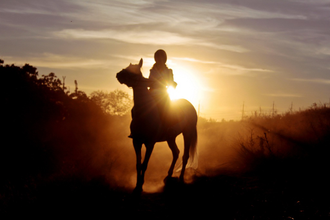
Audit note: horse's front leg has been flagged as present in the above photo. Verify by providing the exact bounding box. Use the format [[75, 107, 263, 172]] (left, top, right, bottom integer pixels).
[[166, 138, 179, 179], [140, 142, 155, 186], [133, 139, 143, 193]]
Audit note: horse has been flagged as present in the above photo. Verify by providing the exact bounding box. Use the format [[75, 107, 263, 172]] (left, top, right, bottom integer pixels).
[[116, 58, 198, 193]]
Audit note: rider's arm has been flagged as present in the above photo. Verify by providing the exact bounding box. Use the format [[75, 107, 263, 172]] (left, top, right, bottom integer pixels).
[[168, 69, 177, 88]]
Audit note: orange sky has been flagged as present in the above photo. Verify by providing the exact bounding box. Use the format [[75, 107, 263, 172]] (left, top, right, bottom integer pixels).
[[1, 0, 330, 120]]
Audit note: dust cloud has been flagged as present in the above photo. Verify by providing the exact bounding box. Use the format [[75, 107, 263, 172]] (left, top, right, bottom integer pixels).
[[102, 105, 330, 192], [87, 117, 253, 192]]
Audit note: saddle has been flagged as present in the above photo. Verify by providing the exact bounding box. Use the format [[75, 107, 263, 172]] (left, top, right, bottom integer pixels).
[[129, 97, 177, 140]]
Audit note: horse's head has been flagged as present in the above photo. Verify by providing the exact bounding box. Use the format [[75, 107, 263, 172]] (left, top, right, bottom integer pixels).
[[116, 58, 143, 87]]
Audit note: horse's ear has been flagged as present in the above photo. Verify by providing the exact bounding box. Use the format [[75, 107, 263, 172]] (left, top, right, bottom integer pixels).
[[139, 58, 143, 68]]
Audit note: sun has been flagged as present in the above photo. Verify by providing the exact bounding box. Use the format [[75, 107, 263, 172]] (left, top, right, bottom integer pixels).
[[166, 64, 201, 108]]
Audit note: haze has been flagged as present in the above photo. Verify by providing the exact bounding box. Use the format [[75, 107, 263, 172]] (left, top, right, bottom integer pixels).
[[1, 0, 330, 120]]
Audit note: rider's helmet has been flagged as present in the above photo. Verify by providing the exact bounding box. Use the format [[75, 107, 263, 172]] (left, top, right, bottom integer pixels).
[[154, 49, 167, 64]]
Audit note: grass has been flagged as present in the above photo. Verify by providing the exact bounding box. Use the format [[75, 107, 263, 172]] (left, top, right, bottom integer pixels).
[[233, 103, 330, 179]]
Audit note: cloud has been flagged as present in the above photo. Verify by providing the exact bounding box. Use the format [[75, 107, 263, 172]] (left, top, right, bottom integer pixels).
[[111, 54, 155, 69], [172, 56, 274, 76], [139, 0, 307, 21], [54, 28, 195, 45], [54, 28, 249, 53], [264, 93, 302, 98], [208, 3, 307, 20], [172, 57, 219, 64], [217, 63, 273, 73], [291, 78, 330, 84], [197, 42, 249, 53], [290, 0, 330, 4], [2, 53, 111, 69]]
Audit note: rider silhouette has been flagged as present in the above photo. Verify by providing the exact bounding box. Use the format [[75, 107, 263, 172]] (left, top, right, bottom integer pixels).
[[149, 49, 177, 92], [149, 49, 177, 126], [128, 49, 177, 138]]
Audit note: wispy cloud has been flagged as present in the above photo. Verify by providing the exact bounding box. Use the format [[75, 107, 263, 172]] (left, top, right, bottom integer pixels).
[[172, 56, 274, 75], [197, 42, 249, 53], [54, 29, 195, 45], [172, 57, 219, 64], [291, 78, 330, 84], [54, 28, 249, 53], [218, 63, 273, 73], [2, 53, 111, 69], [204, 3, 307, 20], [264, 93, 302, 98]]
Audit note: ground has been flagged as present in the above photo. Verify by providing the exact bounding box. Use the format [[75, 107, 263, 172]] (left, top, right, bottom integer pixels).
[[2, 171, 329, 219]]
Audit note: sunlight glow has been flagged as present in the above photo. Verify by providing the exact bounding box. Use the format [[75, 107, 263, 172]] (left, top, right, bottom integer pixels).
[[166, 63, 201, 108]]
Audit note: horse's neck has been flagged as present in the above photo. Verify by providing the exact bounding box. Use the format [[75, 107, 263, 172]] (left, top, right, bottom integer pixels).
[[133, 86, 151, 109]]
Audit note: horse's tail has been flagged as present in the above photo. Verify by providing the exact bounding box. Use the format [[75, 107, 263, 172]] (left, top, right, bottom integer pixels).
[[173, 99, 198, 171], [187, 125, 198, 169], [175, 124, 198, 172]]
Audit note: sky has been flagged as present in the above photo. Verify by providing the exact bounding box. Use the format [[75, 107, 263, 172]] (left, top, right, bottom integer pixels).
[[1, 0, 330, 120]]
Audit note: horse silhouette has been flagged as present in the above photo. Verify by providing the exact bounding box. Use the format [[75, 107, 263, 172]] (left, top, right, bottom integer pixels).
[[116, 58, 198, 193]]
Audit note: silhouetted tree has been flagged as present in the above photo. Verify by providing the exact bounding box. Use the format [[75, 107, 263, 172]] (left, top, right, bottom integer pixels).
[[90, 89, 132, 116], [0, 59, 111, 179], [39, 72, 62, 91]]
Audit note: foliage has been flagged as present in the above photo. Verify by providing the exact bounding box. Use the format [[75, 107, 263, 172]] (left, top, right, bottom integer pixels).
[[90, 90, 132, 116], [234, 104, 330, 175], [0, 59, 131, 181]]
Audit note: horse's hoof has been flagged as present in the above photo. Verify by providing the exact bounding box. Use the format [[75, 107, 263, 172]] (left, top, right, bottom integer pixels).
[[164, 176, 175, 184], [132, 186, 142, 196], [163, 176, 170, 183], [164, 176, 179, 185]]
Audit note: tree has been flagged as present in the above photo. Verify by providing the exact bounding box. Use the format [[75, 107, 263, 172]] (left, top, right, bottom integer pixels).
[[90, 89, 132, 116]]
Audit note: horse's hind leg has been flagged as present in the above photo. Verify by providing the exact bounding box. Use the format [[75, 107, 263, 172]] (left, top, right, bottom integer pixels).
[[165, 138, 180, 180], [179, 134, 191, 182]]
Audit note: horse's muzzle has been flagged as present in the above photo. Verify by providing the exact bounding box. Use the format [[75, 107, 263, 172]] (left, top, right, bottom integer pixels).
[[116, 70, 125, 84]]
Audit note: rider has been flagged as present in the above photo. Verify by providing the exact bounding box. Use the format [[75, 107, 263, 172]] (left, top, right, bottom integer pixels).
[[149, 49, 177, 127], [128, 49, 177, 138]]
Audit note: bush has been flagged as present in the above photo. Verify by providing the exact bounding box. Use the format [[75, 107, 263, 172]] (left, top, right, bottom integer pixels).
[[235, 104, 330, 175], [0, 60, 132, 182]]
